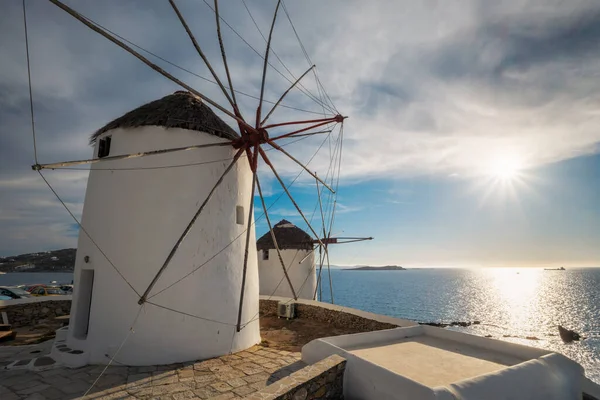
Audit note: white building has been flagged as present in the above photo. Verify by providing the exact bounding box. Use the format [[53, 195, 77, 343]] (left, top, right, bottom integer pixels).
[[257, 220, 316, 300], [66, 91, 260, 366]]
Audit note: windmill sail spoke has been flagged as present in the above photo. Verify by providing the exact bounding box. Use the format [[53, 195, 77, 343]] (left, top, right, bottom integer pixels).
[[313, 244, 324, 300], [47, 0, 252, 132], [267, 140, 334, 193], [256, 0, 281, 126], [263, 115, 343, 131], [33, 141, 233, 170], [137, 147, 245, 305], [260, 64, 315, 127], [299, 248, 315, 264], [327, 237, 373, 244], [168, 0, 237, 112], [280, 129, 332, 139], [324, 241, 334, 304], [255, 174, 298, 300], [321, 124, 346, 303], [214, 0, 238, 111], [316, 174, 327, 233], [236, 145, 259, 331], [314, 172, 326, 302], [259, 147, 329, 253], [270, 122, 335, 144], [29, 0, 362, 368]]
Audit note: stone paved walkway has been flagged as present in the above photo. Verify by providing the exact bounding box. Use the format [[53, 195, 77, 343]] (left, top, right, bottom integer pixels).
[[0, 341, 53, 366], [0, 345, 304, 400]]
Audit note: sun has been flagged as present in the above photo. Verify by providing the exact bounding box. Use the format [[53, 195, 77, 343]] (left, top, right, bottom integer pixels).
[[470, 151, 533, 207], [487, 155, 523, 181]]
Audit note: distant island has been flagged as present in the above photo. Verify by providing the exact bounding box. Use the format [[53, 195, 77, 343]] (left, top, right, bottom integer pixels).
[[0, 248, 76, 273], [344, 265, 406, 271]]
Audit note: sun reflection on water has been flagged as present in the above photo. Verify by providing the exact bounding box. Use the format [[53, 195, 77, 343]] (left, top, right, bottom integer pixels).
[[486, 268, 543, 335]]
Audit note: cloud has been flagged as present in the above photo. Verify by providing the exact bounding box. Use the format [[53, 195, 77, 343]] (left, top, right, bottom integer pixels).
[[334, 203, 362, 214], [328, 5, 600, 179], [2, 0, 600, 254], [0, 171, 88, 255]]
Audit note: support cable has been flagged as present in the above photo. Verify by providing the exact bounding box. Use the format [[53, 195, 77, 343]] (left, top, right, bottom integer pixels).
[[37, 171, 140, 297], [259, 148, 331, 267], [22, 0, 38, 165], [239, 0, 336, 114], [82, 305, 144, 398], [314, 174, 326, 300], [146, 301, 236, 326], [236, 145, 259, 332], [267, 140, 334, 193], [148, 128, 333, 299], [238, 127, 340, 328], [168, 0, 237, 111], [52, 131, 318, 172], [256, 174, 298, 300], [47, 0, 250, 132], [260, 64, 315, 126], [34, 141, 232, 170], [214, 0, 238, 108], [256, 0, 281, 125], [313, 130, 342, 299], [323, 124, 345, 303], [78, 12, 328, 116], [281, 0, 339, 114], [138, 148, 244, 304]]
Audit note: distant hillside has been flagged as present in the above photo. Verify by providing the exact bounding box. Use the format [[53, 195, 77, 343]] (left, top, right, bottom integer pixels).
[[344, 265, 406, 271], [0, 249, 76, 273]]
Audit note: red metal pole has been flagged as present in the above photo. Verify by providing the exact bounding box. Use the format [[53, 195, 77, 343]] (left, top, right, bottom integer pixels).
[[269, 120, 336, 142], [262, 115, 344, 130]]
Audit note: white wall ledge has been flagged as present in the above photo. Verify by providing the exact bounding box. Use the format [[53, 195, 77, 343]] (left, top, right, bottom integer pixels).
[[260, 295, 419, 327]]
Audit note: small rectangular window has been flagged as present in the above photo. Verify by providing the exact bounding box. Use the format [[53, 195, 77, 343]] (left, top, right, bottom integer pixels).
[[263, 250, 269, 260], [236, 205, 244, 225], [98, 136, 111, 158]]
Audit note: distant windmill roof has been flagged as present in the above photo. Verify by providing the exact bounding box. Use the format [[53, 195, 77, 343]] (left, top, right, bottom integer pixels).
[[256, 219, 314, 251], [90, 91, 238, 144]]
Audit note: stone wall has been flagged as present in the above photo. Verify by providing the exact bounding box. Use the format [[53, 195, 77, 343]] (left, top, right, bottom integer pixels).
[[260, 299, 398, 332], [244, 354, 346, 400], [0, 299, 71, 328]]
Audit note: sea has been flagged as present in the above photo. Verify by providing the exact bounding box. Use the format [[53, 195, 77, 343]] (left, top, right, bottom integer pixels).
[[0, 272, 74, 287], [1, 268, 599, 383]]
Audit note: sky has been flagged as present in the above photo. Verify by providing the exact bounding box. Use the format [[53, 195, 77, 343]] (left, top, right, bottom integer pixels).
[[1, 0, 599, 267]]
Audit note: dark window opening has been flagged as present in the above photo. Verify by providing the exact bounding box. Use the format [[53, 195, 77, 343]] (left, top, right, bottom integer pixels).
[[74, 269, 94, 339], [98, 136, 112, 158], [263, 250, 269, 260], [236, 206, 244, 225]]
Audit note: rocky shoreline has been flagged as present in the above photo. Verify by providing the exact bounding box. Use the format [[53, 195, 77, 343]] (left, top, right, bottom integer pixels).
[[420, 320, 481, 328], [419, 320, 586, 343]]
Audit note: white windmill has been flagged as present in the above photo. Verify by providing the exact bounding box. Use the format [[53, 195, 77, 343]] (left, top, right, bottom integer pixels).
[[20, 0, 371, 368], [257, 219, 373, 301]]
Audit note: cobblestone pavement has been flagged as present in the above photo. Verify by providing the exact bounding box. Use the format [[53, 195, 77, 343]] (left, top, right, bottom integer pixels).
[[0, 341, 53, 366], [0, 345, 304, 400]]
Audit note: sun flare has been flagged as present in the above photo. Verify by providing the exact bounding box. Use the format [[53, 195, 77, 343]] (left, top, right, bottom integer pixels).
[[487, 155, 523, 180]]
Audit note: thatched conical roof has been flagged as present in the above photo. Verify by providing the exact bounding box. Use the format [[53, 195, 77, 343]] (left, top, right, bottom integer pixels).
[[256, 219, 314, 251], [90, 91, 238, 144]]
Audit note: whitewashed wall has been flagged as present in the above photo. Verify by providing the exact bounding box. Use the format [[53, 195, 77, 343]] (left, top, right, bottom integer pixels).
[[67, 126, 260, 365], [258, 248, 315, 300], [302, 326, 589, 400]]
